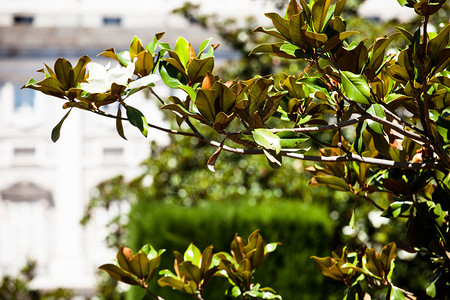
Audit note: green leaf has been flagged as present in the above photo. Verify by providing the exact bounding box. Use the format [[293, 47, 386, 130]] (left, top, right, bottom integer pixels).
[[253, 129, 281, 154], [187, 57, 214, 83], [309, 175, 349, 191], [72, 55, 91, 85], [311, 0, 333, 33], [390, 286, 406, 300], [279, 43, 308, 58], [98, 264, 140, 286], [298, 77, 329, 97], [129, 36, 145, 61], [174, 36, 190, 68], [265, 12, 291, 39], [249, 43, 297, 59], [184, 243, 202, 266], [276, 131, 309, 148], [126, 105, 148, 137], [198, 38, 212, 56], [51, 109, 71, 142], [116, 105, 127, 140], [263, 149, 283, 169], [436, 115, 450, 143], [54, 58, 74, 90], [354, 120, 367, 154], [366, 104, 386, 135], [340, 71, 371, 105], [426, 279, 437, 298], [381, 201, 412, 219], [130, 252, 150, 279], [349, 209, 356, 229], [265, 242, 280, 254]]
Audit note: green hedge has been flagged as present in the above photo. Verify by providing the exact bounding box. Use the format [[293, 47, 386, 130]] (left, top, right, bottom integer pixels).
[[126, 200, 342, 299]]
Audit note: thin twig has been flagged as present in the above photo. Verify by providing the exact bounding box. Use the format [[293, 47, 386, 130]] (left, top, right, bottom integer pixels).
[[150, 88, 166, 105], [269, 115, 370, 133], [79, 103, 445, 170]]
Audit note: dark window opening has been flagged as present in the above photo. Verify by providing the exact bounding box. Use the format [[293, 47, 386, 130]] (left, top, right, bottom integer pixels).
[[13, 15, 34, 26], [103, 147, 124, 157], [14, 148, 36, 157], [103, 17, 121, 26]]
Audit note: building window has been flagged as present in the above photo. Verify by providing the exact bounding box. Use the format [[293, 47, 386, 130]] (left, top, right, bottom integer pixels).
[[103, 147, 124, 157], [13, 147, 36, 166], [13, 15, 34, 26], [103, 147, 124, 164], [103, 17, 121, 26], [14, 147, 36, 157], [14, 85, 35, 112]]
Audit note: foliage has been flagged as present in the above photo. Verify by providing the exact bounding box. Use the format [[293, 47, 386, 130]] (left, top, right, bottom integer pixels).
[[23, 0, 450, 299], [0, 261, 74, 300], [126, 199, 336, 299]]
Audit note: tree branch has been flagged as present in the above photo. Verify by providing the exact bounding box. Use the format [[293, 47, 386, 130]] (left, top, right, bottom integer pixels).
[[82, 103, 445, 170], [270, 115, 370, 133], [204, 138, 444, 170]]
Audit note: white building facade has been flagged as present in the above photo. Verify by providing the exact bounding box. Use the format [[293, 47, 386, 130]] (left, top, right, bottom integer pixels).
[[0, 0, 278, 295]]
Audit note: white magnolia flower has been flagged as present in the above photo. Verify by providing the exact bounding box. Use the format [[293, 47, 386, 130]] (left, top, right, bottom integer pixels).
[[128, 74, 160, 90], [80, 61, 159, 94]]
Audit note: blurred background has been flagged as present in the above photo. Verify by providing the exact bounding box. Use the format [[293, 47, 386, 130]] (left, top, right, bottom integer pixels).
[[0, 0, 434, 299]]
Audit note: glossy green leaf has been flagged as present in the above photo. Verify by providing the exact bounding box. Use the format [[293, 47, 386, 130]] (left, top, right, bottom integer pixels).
[[354, 120, 367, 154], [196, 89, 217, 123], [298, 77, 329, 97], [390, 286, 406, 300], [51, 109, 71, 143], [341, 71, 371, 105], [263, 149, 283, 169], [276, 130, 309, 148], [98, 264, 140, 286], [381, 202, 413, 219], [253, 26, 287, 41], [134, 51, 155, 77], [187, 57, 214, 83], [426, 279, 437, 298], [130, 252, 150, 279], [279, 43, 307, 58], [436, 115, 450, 143], [198, 38, 212, 56], [116, 105, 126, 140], [126, 105, 148, 137], [54, 58, 74, 90], [311, 0, 333, 33], [265, 242, 280, 254], [184, 243, 202, 266], [158, 276, 186, 290], [174, 36, 190, 68], [179, 261, 202, 283], [253, 129, 281, 154], [129, 36, 144, 61], [349, 209, 356, 229], [265, 12, 291, 39], [72, 55, 91, 85], [309, 175, 349, 191], [366, 104, 386, 135], [249, 43, 297, 59], [380, 242, 397, 276], [322, 31, 359, 53]]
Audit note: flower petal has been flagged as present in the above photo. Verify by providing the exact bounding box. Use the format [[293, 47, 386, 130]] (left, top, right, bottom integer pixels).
[[128, 74, 160, 90]]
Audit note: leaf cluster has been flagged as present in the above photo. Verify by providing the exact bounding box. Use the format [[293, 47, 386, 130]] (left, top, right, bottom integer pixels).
[[100, 230, 281, 300]]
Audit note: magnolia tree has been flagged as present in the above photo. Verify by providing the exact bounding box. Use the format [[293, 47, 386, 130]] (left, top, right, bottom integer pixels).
[[23, 0, 449, 299]]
